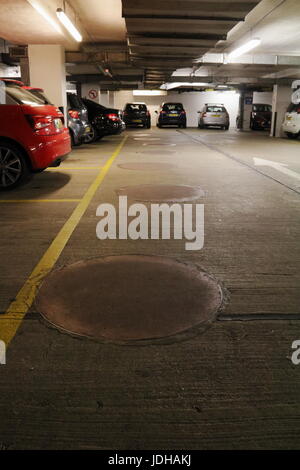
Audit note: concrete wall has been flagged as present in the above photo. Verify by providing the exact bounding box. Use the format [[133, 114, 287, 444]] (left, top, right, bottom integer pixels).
[[253, 91, 273, 105], [114, 90, 241, 127], [114, 90, 272, 128]]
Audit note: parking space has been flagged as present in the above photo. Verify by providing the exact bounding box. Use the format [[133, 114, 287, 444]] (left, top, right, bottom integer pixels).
[[0, 127, 300, 449]]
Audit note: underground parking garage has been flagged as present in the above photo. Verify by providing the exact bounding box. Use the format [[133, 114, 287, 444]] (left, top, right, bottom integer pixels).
[[0, 0, 300, 456]]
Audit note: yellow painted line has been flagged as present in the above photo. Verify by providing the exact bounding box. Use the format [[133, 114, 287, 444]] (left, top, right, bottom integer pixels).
[[0, 199, 81, 203], [0, 135, 128, 346]]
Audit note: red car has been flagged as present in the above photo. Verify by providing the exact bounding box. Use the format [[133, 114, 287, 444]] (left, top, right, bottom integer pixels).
[[0, 79, 71, 190]]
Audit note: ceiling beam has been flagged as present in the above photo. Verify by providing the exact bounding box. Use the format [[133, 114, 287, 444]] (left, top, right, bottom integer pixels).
[[124, 14, 242, 22]]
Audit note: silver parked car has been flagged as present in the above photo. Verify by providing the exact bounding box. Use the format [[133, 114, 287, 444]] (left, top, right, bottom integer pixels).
[[198, 104, 230, 130]]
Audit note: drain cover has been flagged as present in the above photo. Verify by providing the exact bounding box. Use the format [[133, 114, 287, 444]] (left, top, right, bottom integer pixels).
[[118, 162, 177, 171], [36, 256, 222, 342], [116, 184, 205, 202], [140, 150, 176, 155]]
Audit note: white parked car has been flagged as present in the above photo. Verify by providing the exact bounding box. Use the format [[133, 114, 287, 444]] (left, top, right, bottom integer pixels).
[[282, 103, 300, 139], [198, 104, 229, 130]]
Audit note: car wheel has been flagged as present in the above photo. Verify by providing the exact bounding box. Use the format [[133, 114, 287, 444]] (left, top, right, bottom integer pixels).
[[286, 132, 299, 140], [0, 142, 31, 191], [146, 122, 151, 129], [84, 126, 97, 144]]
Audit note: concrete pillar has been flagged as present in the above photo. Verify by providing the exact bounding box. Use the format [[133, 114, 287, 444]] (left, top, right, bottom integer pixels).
[[20, 58, 30, 86], [237, 90, 253, 130], [108, 91, 115, 108], [28, 45, 66, 112], [81, 83, 101, 103], [270, 84, 292, 137]]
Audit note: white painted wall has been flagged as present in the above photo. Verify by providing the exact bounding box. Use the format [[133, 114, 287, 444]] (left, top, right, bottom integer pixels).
[[253, 91, 273, 105], [114, 90, 241, 127]]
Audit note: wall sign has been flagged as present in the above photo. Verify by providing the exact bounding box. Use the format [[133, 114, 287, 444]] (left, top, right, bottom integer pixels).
[[88, 89, 98, 99]]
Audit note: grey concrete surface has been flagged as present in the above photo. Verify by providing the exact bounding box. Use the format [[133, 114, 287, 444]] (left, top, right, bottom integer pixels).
[[0, 128, 300, 449]]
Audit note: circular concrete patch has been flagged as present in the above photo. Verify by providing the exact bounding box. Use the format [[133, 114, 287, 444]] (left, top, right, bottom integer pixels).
[[140, 150, 176, 155], [36, 256, 222, 342], [116, 184, 205, 202], [118, 162, 177, 171]]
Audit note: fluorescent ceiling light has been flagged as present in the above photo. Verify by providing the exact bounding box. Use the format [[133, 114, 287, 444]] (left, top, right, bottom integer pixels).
[[227, 38, 261, 61], [133, 90, 167, 96], [161, 82, 210, 91], [27, 0, 61, 33], [56, 8, 82, 42]]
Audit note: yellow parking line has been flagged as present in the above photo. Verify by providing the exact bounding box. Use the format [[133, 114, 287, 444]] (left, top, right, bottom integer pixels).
[[0, 135, 128, 346], [0, 199, 81, 203]]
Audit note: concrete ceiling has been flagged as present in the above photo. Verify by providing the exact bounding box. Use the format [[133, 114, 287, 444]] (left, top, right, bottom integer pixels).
[[0, 0, 300, 90]]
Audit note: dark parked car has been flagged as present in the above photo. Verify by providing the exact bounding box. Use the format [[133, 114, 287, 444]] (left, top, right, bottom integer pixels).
[[250, 103, 272, 130], [67, 93, 91, 146], [0, 79, 70, 190], [123, 102, 151, 128], [82, 98, 125, 142], [156, 102, 186, 128]]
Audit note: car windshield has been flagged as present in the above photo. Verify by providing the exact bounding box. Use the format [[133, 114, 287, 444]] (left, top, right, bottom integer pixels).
[[206, 106, 226, 113], [126, 104, 147, 111], [286, 103, 300, 113], [30, 89, 52, 105], [83, 99, 107, 112], [253, 104, 272, 112], [163, 103, 183, 111], [0, 81, 44, 106], [68, 93, 84, 109]]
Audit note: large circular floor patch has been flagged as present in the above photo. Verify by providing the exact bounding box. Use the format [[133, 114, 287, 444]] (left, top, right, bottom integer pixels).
[[116, 184, 205, 202], [140, 150, 176, 155], [36, 256, 222, 342], [118, 162, 177, 171]]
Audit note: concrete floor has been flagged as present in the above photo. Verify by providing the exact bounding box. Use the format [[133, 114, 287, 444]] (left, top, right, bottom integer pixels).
[[0, 127, 300, 449]]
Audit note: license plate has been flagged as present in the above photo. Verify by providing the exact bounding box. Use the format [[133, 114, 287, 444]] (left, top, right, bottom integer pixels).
[[168, 113, 178, 117], [132, 119, 142, 123], [54, 118, 63, 129], [212, 114, 221, 117], [287, 116, 292, 120]]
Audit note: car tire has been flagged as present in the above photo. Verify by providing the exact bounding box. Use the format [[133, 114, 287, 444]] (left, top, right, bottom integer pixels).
[[146, 122, 151, 129], [70, 130, 82, 147], [157, 123, 162, 128], [84, 126, 97, 144], [286, 132, 299, 140], [0, 141, 31, 191]]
